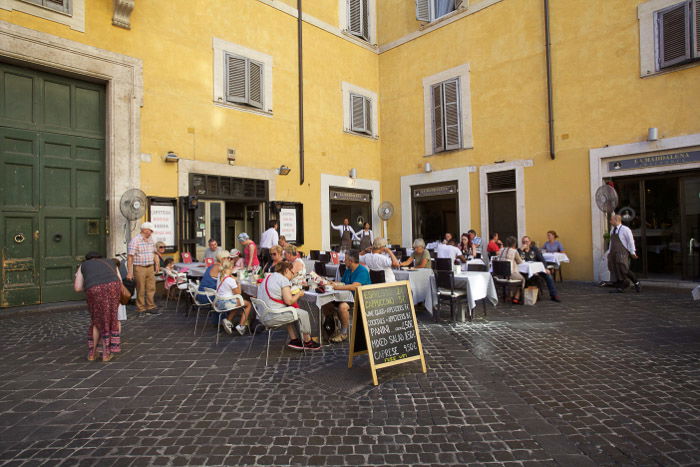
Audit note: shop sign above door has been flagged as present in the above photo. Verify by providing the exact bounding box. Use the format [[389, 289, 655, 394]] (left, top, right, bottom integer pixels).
[[330, 190, 371, 202], [608, 151, 700, 172], [413, 184, 457, 198]]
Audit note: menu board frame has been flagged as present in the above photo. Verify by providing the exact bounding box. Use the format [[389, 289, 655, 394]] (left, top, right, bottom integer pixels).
[[348, 280, 427, 385]]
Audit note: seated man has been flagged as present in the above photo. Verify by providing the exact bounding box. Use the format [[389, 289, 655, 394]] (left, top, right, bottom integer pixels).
[[436, 239, 467, 264], [360, 237, 400, 282], [467, 229, 482, 257], [322, 250, 371, 343], [203, 238, 222, 260], [519, 236, 561, 302], [401, 238, 431, 269]]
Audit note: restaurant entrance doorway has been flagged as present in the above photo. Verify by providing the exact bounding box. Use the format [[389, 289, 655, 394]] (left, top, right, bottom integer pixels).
[[329, 188, 371, 249], [611, 171, 700, 281], [411, 183, 458, 243]]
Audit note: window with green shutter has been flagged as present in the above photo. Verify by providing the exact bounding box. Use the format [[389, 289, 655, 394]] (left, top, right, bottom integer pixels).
[[225, 53, 264, 110], [19, 0, 71, 14], [350, 93, 371, 135], [431, 78, 461, 153], [656, 0, 700, 70]]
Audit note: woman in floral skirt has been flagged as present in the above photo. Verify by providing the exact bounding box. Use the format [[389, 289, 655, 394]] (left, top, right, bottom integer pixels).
[[74, 252, 122, 362]]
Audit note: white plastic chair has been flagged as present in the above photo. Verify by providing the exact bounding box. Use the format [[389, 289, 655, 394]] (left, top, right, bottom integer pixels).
[[163, 268, 188, 312], [248, 297, 305, 366], [187, 282, 212, 335], [203, 288, 246, 345]]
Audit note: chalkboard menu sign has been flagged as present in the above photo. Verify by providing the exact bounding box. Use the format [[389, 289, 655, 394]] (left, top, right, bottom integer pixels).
[[348, 281, 427, 385]]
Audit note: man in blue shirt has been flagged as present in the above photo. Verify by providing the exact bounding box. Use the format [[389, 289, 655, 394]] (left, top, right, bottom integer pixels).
[[324, 249, 370, 343]]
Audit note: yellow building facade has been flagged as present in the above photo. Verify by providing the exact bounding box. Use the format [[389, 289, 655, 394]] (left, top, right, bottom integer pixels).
[[0, 0, 699, 305]]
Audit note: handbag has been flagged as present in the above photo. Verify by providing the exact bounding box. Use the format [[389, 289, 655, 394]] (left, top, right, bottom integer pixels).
[[524, 286, 539, 306], [323, 314, 337, 337], [119, 284, 132, 305]]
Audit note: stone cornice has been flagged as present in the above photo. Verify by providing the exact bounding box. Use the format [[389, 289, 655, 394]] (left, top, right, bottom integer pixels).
[[112, 0, 135, 29]]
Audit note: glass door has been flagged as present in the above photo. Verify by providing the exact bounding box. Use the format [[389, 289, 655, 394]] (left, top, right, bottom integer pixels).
[[194, 200, 225, 260], [682, 177, 700, 280]]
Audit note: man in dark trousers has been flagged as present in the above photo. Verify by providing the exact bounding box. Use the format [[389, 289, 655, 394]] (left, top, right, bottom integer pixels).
[[607, 214, 640, 293]]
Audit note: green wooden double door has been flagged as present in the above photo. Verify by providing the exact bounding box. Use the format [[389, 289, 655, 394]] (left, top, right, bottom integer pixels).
[[0, 63, 105, 307]]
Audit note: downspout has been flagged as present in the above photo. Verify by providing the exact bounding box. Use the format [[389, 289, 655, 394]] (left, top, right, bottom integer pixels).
[[297, 0, 305, 184], [544, 0, 555, 160]]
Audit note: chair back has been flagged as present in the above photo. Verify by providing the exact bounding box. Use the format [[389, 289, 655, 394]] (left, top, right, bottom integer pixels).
[[435, 258, 453, 271], [338, 263, 347, 277], [491, 260, 512, 278], [314, 261, 327, 277], [317, 253, 330, 263], [429, 249, 437, 259], [395, 247, 407, 257], [467, 263, 488, 272], [435, 270, 455, 291], [309, 250, 320, 260], [204, 257, 215, 267], [181, 252, 193, 263], [369, 269, 386, 284]]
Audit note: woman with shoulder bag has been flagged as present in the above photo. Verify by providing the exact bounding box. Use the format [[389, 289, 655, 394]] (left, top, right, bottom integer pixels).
[[74, 251, 122, 362]]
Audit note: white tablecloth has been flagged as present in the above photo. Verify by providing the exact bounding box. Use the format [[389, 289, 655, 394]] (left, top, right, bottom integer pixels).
[[518, 262, 546, 278], [454, 271, 499, 316], [174, 262, 206, 278], [541, 252, 570, 266], [394, 268, 436, 313]]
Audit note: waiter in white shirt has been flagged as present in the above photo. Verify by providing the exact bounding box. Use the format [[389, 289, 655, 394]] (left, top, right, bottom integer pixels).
[[330, 218, 356, 252], [260, 220, 279, 270], [436, 239, 467, 264], [607, 213, 640, 293]]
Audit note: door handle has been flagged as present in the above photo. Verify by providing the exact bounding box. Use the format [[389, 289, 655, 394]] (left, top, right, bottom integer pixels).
[[13, 233, 25, 244], [33, 230, 40, 240], [691, 238, 696, 256]]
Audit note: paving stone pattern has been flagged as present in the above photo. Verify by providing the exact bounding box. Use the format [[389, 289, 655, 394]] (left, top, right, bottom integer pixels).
[[0, 283, 698, 466]]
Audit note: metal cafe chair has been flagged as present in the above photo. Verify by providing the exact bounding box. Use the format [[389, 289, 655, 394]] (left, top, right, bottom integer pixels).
[[248, 298, 306, 366], [369, 269, 386, 284], [491, 260, 524, 305], [435, 270, 468, 322], [189, 284, 213, 335], [314, 261, 328, 277], [317, 253, 330, 263], [203, 288, 247, 345], [435, 258, 453, 271]]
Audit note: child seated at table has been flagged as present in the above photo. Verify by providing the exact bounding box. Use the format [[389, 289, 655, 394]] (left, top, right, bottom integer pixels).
[[216, 262, 253, 335]]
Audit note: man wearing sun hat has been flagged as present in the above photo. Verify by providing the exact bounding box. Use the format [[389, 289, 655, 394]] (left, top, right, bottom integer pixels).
[[127, 222, 160, 315]]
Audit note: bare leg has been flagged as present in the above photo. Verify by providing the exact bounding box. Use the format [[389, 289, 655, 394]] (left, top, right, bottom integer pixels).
[[337, 303, 350, 331], [286, 324, 298, 340]]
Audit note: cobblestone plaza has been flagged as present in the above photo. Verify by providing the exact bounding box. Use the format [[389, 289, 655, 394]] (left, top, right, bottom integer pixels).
[[0, 283, 699, 466]]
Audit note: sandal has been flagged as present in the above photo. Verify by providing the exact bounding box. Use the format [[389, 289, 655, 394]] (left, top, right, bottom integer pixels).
[[511, 298, 520, 304], [87, 350, 96, 362], [102, 353, 113, 362]]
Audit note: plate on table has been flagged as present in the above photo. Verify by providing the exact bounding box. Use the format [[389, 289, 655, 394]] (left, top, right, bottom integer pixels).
[[401, 267, 416, 271]]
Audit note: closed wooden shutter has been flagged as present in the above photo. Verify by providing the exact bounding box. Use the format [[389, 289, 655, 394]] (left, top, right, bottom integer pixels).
[[658, 1, 691, 69], [431, 83, 444, 153], [350, 93, 369, 134], [694, 0, 700, 57], [248, 60, 263, 109], [364, 97, 371, 134], [361, 0, 370, 41], [443, 78, 461, 150], [487, 170, 516, 192], [416, 0, 431, 21], [226, 54, 247, 104]]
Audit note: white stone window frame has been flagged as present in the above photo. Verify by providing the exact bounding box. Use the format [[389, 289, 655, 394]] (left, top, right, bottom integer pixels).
[[338, 0, 377, 45], [342, 81, 378, 139], [638, 0, 700, 77], [478, 160, 533, 244], [213, 37, 274, 117], [422, 63, 473, 156], [0, 0, 84, 32]]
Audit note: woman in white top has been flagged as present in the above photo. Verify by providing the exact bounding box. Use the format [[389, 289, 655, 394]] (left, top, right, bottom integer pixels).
[[360, 237, 400, 282], [215, 262, 252, 335], [495, 236, 525, 304]]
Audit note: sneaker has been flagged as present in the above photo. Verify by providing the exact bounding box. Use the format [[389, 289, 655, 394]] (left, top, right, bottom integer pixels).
[[146, 308, 161, 315], [304, 340, 321, 350], [287, 339, 304, 350], [551, 296, 561, 302], [235, 324, 246, 335], [634, 281, 641, 293], [329, 333, 348, 343], [222, 318, 233, 335]]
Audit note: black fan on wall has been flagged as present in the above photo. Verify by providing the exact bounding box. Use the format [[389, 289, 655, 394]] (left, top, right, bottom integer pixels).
[[119, 188, 147, 244]]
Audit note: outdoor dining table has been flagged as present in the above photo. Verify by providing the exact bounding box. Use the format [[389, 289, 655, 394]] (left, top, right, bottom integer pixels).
[[518, 261, 547, 278], [541, 252, 570, 266], [239, 279, 353, 344], [394, 268, 436, 313], [452, 271, 499, 322], [174, 262, 207, 278]]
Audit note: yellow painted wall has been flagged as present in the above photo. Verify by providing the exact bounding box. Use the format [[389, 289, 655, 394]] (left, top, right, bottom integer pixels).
[[379, 0, 700, 279]]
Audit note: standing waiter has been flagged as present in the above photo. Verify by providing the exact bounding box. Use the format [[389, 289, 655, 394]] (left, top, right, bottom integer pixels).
[[607, 213, 641, 293], [330, 218, 356, 252], [259, 220, 279, 269]]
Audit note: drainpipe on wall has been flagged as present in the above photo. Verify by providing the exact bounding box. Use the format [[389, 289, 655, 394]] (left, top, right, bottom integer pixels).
[[544, 0, 555, 160], [298, 0, 305, 184]]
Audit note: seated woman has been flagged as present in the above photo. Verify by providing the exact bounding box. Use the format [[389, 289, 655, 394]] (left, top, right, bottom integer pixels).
[[257, 262, 320, 350], [400, 238, 431, 269], [542, 230, 565, 253], [495, 236, 526, 304], [216, 261, 253, 335], [278, 235, 289, 249], [155, 242, 168, 268], [459, 232, 476, 258], [360, 237, 400, 282], [196, 250, 228, 304], [263, 245, 284, 274]]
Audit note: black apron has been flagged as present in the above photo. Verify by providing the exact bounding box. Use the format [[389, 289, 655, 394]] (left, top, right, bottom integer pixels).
[[340, 226, 353, 252], [608, 227, 634, 286], [359, 231, 372, 250]]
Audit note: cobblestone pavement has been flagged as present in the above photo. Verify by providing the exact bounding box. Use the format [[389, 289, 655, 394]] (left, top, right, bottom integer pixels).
[[0, 282, 698, 466]]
